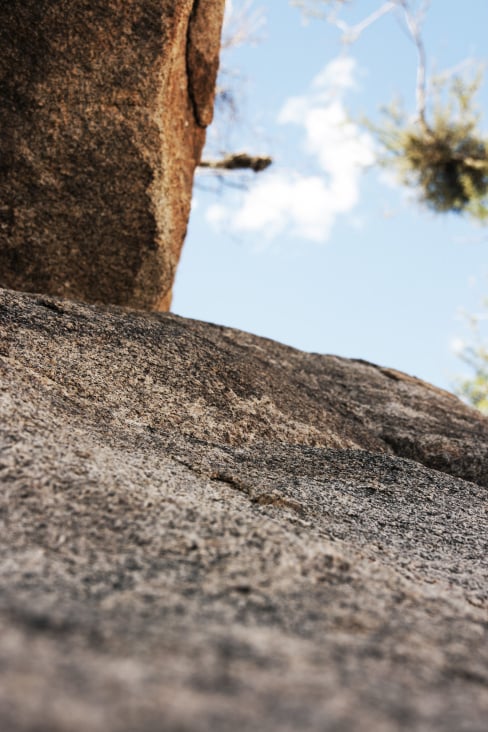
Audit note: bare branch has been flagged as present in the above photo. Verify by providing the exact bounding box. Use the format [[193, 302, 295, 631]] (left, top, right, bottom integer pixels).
[[199, 152, 273, 173], [331, 2, 397, 44], [396, 1, 429, 128], [310, 0, 430, 126], [221, 0, 265, 51]]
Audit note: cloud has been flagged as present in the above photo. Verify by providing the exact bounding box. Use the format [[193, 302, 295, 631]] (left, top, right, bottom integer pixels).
[[205, 170, 340, 244], [205, 56, 375, 244], [278, 57, 375, 213], [450, 337, 466, 356], [230, 172, 335, 243], [311, 56, 357, 91]]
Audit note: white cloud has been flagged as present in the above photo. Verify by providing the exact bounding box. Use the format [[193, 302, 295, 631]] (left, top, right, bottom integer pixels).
[[232, 171, 335, 243], [205, 55, 375, 245], [312, 55, 358, 92], [450, 337, 466, 355], [279, 57, 375, 212]]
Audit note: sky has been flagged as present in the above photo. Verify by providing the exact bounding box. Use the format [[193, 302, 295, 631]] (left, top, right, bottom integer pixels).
[[172, 0, 488, 394]]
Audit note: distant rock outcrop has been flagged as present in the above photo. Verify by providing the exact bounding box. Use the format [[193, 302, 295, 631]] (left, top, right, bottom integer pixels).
[[1, 286, 487, 732], [0, 0, 225, 310]]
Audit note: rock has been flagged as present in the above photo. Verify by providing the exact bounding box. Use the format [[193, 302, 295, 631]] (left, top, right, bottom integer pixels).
[[1, 286, 488, 732], [0, 0, 225, 311]]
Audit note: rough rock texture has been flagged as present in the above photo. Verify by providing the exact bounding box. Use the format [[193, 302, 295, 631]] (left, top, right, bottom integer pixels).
[[0, 0, 224, 311], [1, 286, 488, 731]]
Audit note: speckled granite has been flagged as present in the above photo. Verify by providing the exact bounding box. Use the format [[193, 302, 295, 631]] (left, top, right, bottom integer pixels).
[[0, 1, 224, 310], [1, 287, 487, 731]]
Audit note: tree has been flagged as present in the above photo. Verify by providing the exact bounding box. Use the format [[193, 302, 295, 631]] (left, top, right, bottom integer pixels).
[[293, 0, 488, 220], [210, 1, 488, 218], [454, 302, 488, 414], [308, 1, 488, 411]]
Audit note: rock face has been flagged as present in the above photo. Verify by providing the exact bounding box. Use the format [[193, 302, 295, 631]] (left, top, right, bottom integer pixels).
[[0, 0, 224, 311], [1, 286, 488, 731]]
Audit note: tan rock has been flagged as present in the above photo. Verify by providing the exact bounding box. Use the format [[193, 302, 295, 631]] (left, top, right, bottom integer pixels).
[[0, 0, 225, 310]]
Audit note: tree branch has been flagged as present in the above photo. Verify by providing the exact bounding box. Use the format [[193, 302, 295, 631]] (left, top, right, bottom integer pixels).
[[198, 152, 273, 173], [397, 0, 430, 129], [329, 1, 397, 44]]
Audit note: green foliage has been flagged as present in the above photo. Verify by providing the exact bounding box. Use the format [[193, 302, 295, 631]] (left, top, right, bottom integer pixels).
[[454, 302, 488, 414], [457, 364, 488, 414], [455, 350, 488, 414], [372, 72, 488, 221]]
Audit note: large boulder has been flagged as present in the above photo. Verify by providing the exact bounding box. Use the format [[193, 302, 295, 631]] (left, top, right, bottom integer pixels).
[[0, 0, 225, 310], [1, 286, 488, 731]]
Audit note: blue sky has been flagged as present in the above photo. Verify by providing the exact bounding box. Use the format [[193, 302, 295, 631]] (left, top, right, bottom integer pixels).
[[173, 0, 488, 394]]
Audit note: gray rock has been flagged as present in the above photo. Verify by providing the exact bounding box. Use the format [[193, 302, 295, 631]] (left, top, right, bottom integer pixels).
[[1, 286, 488, 731], [0, 1, 225, 311]]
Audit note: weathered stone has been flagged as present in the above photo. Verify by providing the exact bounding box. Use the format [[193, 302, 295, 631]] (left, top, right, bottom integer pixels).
[[1, 286, 488, 731], [0, 0, 224, 310]]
